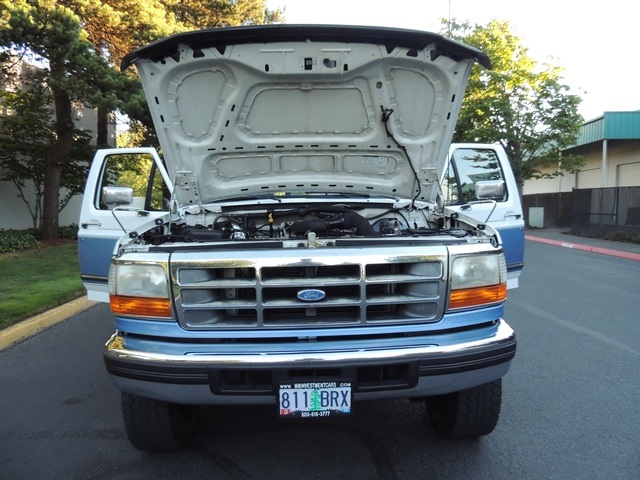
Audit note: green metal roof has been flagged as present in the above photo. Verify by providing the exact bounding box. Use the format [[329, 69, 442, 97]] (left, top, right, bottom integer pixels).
[[574, 111, 640, 146]]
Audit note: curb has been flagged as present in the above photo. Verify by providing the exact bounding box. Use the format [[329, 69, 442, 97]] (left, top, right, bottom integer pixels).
[[0, 297, 97, 352], [525, 235, 640, 262]]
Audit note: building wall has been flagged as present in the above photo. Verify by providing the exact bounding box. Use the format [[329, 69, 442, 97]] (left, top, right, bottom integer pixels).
[[523, 139, 640, 195], [522, 169, 577, 195], [612, 142, 640, 186], [0, 184, 83, 230]]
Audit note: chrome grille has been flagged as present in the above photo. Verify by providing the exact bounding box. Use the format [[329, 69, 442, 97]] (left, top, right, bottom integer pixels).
[[170, 248, 446, 329]]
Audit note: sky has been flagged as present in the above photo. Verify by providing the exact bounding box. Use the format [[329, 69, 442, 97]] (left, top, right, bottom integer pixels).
[[266, 0, 640, 121]]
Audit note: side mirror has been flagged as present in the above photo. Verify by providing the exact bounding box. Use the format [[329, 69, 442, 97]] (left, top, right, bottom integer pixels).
[[475, 180, 505, 200], [102, 186, 134, 206]]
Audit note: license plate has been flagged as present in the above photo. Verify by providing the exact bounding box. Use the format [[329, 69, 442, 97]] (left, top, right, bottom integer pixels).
[[279, 381, 352, 417]]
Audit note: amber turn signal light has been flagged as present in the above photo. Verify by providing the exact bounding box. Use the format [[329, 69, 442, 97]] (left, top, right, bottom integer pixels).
[[110, 295, 172, 318], [449, 284, 507, 310]]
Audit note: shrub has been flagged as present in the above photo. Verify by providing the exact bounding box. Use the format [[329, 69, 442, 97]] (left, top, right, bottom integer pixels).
[[0, 230, 42, 253], [58, 224, 79, 240], [25, 224, 79, 241], [604, 230, 640, 245]]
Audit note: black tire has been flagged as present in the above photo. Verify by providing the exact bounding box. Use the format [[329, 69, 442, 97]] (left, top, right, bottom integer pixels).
[[425, 379, 502, 439], [121, 393, 198, 452]]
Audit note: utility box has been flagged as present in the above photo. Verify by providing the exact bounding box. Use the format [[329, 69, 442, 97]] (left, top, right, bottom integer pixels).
[[529, 207, 544, 228]]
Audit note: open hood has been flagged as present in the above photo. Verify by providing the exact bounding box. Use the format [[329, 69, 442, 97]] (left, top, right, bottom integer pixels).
[[123, 25, 490, 207]]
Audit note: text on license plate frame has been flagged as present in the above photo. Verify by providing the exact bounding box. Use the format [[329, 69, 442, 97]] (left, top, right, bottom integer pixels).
[[279, 381, 352, 417]]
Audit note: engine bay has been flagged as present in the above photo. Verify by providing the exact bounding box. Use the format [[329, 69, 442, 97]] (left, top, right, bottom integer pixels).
[[135, 202, 475, 247]]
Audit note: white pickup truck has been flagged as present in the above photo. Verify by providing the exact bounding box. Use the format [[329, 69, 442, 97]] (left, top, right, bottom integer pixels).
[[78, 25, 524, 451]]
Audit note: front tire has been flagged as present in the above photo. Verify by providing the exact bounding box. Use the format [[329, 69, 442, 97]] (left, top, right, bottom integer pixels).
[[425, 379, 502, 439], [121, 393, 198, 452]]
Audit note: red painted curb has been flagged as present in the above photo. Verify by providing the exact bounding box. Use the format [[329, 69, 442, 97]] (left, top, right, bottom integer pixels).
[[525, 235, 640, 262]]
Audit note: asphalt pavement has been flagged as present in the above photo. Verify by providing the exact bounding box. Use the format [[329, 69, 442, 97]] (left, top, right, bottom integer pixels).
[[1, 227, 639, 351]]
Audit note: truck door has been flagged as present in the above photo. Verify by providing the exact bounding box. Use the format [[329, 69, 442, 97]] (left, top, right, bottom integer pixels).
[[78, 148, 172, 301], [443, 144, 524, 288]]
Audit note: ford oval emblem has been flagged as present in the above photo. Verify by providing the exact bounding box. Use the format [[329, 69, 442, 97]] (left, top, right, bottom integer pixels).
[[297, 289, 326, 302]]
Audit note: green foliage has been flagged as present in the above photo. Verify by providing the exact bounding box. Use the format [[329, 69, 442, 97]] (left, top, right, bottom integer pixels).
[[60, 131, 94, 205], [0, 82, 52, 229], [0, 225, 77, 252], [58, 0, 180, 67], [0, 230, 42, 253], [444, 19, 586, 193], [3, 1, 124, 109], [604, 231, 640, 245], [165, 0, 283, 29], [116, 119, 156, 148], [55, 224, 78, 239], [117, 157, 156, 197], [0, 83, 94, 229]]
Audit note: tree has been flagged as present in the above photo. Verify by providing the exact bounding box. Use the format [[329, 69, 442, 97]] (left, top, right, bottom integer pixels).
[[0, 77, 93, 230], [0, 0, 283, 239], [164, 0, 283, 29], [0, 78, 53, 230], [445, 20, 585, 196], [0, 0, 131, 239], [58, 0, 182, 146]]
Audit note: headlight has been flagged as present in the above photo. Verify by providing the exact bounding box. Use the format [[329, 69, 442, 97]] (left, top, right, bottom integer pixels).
[[109, 264, 168, 298], [449, 253, 507, 310], [109, 263, 172, 318]]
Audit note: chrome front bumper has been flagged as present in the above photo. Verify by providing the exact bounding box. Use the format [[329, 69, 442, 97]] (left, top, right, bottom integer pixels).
[[104, 320, 516, 404]]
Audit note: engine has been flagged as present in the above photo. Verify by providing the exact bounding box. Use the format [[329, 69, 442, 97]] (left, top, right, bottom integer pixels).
[[137, 204, 464, 246]]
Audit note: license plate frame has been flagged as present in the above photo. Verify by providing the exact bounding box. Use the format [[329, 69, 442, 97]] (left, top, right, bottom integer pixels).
[[278, 381, 352, 418]]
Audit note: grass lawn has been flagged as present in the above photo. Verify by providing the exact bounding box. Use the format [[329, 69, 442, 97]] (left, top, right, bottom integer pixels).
[[0, 242, 85, 330]]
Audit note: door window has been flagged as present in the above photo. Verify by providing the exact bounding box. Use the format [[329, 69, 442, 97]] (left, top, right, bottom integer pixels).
[[444, 148, 507, 204], [97, 153, 170, 211]]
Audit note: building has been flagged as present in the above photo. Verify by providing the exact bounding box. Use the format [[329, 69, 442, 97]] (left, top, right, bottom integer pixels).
[[523, 111, 640, 232], [524, 111, 640, 195]]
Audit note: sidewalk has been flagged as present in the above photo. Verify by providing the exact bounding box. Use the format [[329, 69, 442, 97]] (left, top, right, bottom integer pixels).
[[525, 228, 640, 261]]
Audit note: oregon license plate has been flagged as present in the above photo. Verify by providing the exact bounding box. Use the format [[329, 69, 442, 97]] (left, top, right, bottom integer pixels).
[[279, 381, 352, 417]]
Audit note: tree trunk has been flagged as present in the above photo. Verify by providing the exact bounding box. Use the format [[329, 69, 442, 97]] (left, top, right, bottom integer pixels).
[[97, 105, 110, 148], [41, 85, 74, 240]]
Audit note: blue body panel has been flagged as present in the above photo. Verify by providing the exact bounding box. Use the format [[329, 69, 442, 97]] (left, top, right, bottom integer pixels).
[[496, 224, 525, 271], [78, 236, 117, 278]]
